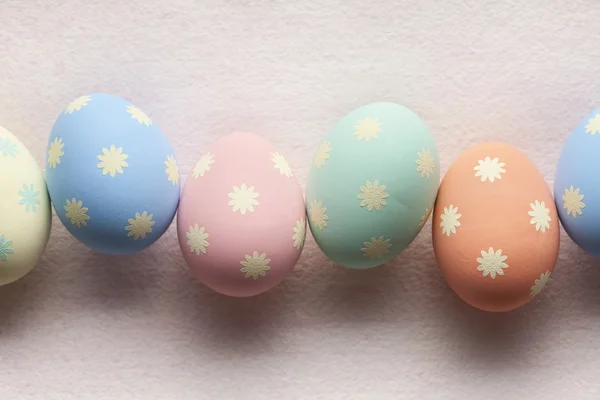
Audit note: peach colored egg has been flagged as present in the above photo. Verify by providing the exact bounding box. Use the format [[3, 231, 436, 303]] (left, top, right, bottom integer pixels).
[[177, 132, 306, 297], [432, 142, 559, 312]]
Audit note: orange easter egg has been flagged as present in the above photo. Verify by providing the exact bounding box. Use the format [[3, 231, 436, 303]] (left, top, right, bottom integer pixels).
[[432, 142, 559, 312]]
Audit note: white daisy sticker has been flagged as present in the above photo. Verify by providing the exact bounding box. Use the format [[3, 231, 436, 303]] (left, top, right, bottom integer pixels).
[[187, 224, 209, 255], [125, 211, 155, 240], [126, 105, 152, 126], [530, 270, 551, 298], [585, 114, 600, 136], [97, 145, 129, 177], [474, 157, 506, 183], [292, 218, 306, 249], [528, 200, 551, 232], [64, 198, 90, 228], [357, 180, 389, 211], [353, 117, 381, 142], [271, 152, 293, 177], [48, 137, 65, 168], [361, 236, 392, 260], [562, 186, 585, 218], [419, 203, 433, 229], [440, 204, 461, 236], [416, 149, 436, 179], [476, 247, 508, 279], [240, 251, 271, 279], [309, 200, 329, 230], [164, 155, 179, 185], [314, 141, 331, 168], [64, 95, 91, 114], [228, 184, 259, 215], [193, 152, 214, 179]]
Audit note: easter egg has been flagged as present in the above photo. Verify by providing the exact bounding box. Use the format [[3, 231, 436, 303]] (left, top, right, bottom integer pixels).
[[554, 107, 600, 257], [0, 126, 51, 285], [432, 142, 559, 312], [45, 93, 180, 255], [176, 132, 306, 297], [305, 102, 439, 269]]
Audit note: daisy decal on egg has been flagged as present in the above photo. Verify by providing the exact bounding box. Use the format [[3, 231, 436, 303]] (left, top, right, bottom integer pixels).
[[64, 198, 90, 228], [125, 211, 155, 240], [476, 247, 508, 279], [528, 200, 551, 232], [47, 137, 64, 168], [353, 117, 382, 142], [164, 155, 179, 185], [440, 204, 461, 236], [415, 149, 436, 179], [309, 200, 329, 230], [562, 186, 585, 218], [271, 152, 293, 178], [126, 105, 152, 126], [314, 141, 331, 168], [192, 152, 215, 179], [530, 270, 551, 298], [240, 251, 271, 280], [187, 224, 209, 255], [64, 95, 92, 114], [585, 114, 600, 136], [474, 157, 506, 183], [292, 218, 306, 249], [0, 137, 19, 158], [361, 236, 392, 260], [228, 184, 260, 215], [357, 180, 389, 211], [97, 145, 129, 177]]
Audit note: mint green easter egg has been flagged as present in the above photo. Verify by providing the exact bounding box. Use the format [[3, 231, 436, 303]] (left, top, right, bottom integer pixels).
[[306, 102, 440, 269]]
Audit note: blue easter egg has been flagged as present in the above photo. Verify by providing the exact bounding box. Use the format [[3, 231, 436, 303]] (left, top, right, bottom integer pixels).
[[45, 93, 180, 255], [554, 107, 600, 257]]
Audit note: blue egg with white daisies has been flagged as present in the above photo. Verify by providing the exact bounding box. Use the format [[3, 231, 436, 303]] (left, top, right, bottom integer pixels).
[[555, 106, 600, 257], [45, 93, 180, 255]]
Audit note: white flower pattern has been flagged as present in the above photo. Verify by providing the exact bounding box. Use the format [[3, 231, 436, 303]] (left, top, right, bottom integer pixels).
[[125, 211, 155, 240], [164, 155, 179, 185], [309, 200, 329, 230], [97, 145, 129, 177], [193, 152, 214, 179], [476, 247, 508, 279], [528, 200, 551, 232], [416, 149, 436, 179], [48, 137, 65, 168], [64, 198, 90, 228], [361, 236, 392, 260], [562, 186, 585, 218], [353, 117, 381, 142], [314, 141, 331, 168], [187, 224, 209, 255], [271, 152, 293, 177], [474, 157, 506, 183], [240, 251, 271, 280], [585, 114, 600, 136], [228, 184, 259, 215], [530, 270, 551, 298], [292, 218, 306, 249], [64, 95, 91, 114], [357, 180, 389, 211], [126, 105, 152, 126], [440, 204, 461, 236]]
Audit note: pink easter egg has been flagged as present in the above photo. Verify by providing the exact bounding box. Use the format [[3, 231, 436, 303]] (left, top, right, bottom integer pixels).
[[177, 131, 306, 297]]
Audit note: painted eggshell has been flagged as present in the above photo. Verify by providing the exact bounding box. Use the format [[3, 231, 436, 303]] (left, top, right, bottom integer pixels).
[[432, 142, 559, 312], [177, 132, 306, 297], [45, 93, 180, 255], [305, 102, 440, 269], [0, 126, 51, 285], [554, 107, 600, 257]]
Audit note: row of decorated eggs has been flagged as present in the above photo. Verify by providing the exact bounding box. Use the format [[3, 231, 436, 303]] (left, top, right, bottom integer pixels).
[[0, 93, 595, 311]]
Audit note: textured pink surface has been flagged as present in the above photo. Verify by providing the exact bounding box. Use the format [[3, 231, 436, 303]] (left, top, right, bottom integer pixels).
[[3, 1, 600, 399], [177, 132, 305, 297]]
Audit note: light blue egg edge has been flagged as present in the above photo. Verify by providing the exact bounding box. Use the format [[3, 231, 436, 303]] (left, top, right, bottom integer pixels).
[[306, 102, 440, 269], [45, 93, 180, 255], [554, 106, 600, 257]]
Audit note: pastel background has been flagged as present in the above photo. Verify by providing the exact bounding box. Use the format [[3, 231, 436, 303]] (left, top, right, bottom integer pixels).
[[1, 0, 600, 399]]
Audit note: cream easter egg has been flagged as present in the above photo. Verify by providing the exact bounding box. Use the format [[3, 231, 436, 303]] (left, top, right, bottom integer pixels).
[[177, 132, 306, 297], [0, 126, 51, 286], [432, 142, 559, 312]]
